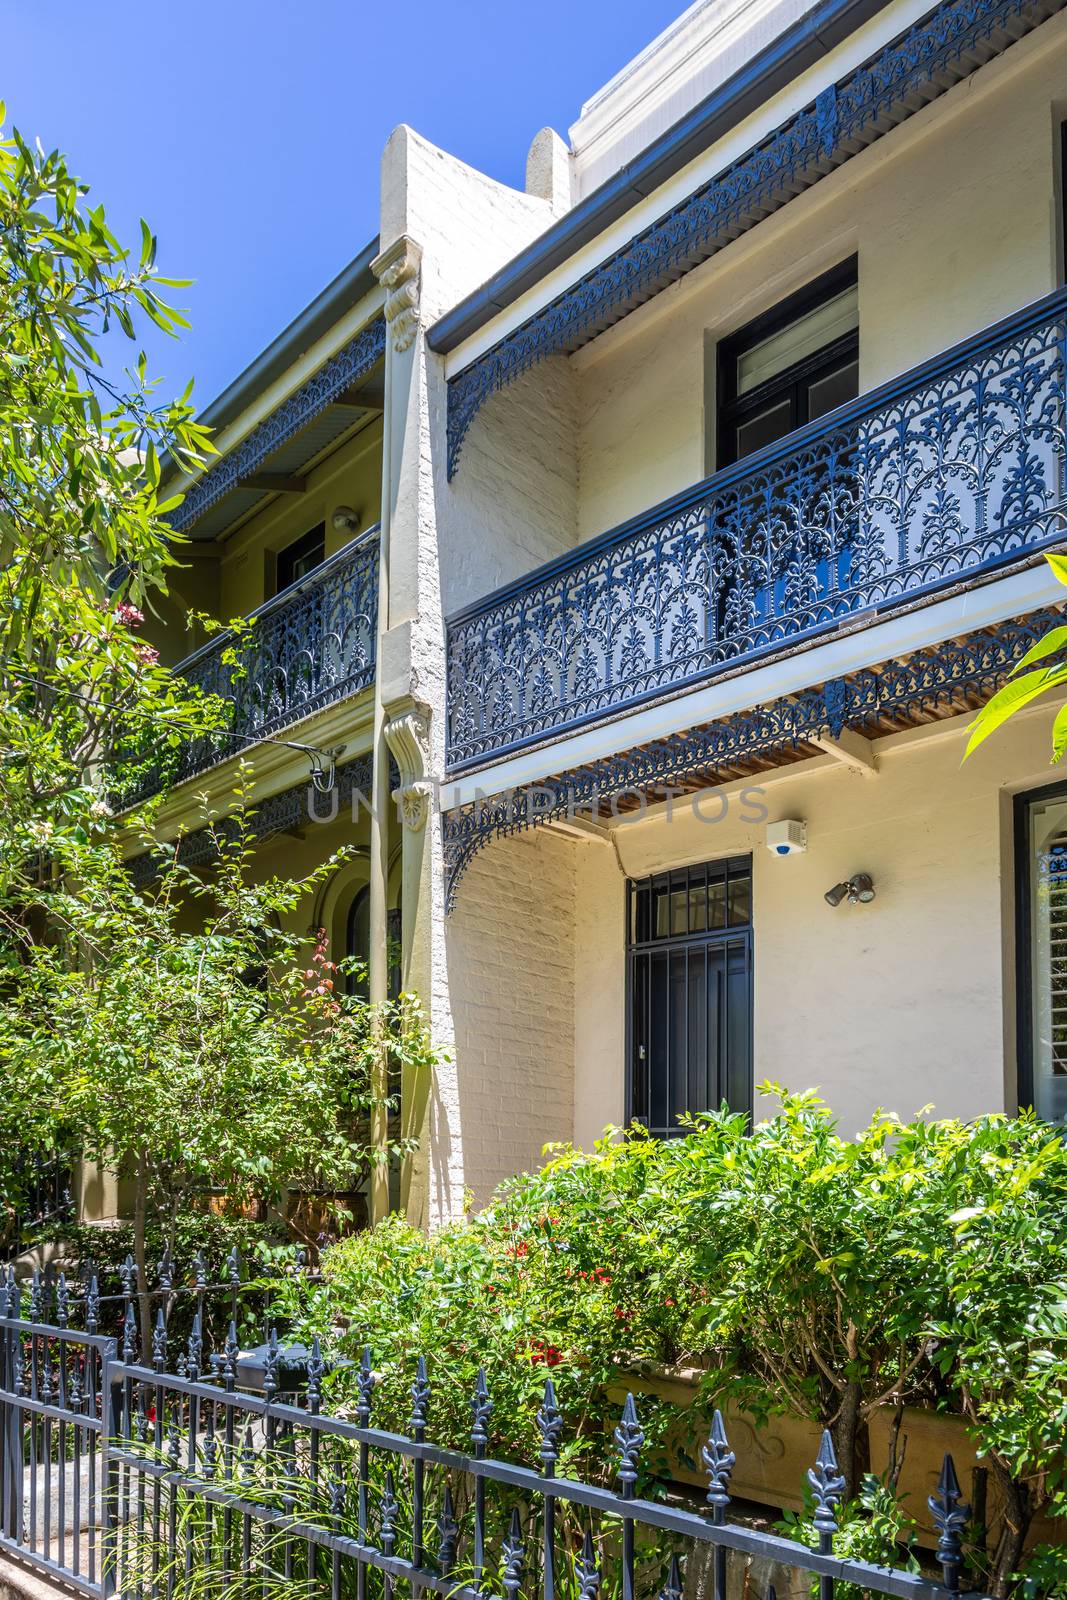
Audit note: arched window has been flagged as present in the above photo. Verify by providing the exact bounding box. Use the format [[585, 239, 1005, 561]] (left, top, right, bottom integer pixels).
[[345, 887, 402, 1000], [346, 887, 370, 1000]]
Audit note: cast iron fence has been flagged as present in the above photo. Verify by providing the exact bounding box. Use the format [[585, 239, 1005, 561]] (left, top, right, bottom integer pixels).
[[445, 287, 1067, 771], [124, 526, 380, 805], [0, 1261, 989, 1600]]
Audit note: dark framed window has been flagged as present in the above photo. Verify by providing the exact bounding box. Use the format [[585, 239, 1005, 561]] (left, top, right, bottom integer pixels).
[[716, 259, 859, 469], [626, 857, 753, 1136], [275, 523, 326, 595], [1015, 781, 1067, 1123], [346, 888, 402, 1002]]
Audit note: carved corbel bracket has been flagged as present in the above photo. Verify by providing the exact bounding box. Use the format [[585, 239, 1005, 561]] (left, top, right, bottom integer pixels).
[[372, 236, 423, 354], [383, 696, 433, 831]]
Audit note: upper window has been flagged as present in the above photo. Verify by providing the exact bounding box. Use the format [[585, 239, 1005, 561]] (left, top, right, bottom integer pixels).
[[716, 260, 859, 469], [275, 523, 326, 595]]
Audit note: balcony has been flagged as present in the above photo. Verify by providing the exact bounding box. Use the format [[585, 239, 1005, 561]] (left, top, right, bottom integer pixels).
[[130, 527, 380, 801], [445, 289, 1067, 774]]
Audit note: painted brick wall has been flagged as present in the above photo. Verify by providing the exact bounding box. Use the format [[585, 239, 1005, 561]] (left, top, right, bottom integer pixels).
[[446, 827, 577, 1209], [438, 355, 580, 615]]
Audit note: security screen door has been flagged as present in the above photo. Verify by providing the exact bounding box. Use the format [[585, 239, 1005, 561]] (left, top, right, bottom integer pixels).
[[627, 857, 753, 1135]]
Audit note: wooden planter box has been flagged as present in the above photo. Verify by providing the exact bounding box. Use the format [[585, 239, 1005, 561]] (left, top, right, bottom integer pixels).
[[608, 1368, 1066, 1552]]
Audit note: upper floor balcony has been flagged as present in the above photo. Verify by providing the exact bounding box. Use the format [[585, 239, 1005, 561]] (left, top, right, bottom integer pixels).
[[445, 287, 1067, 775], [129, 526, 380, 803]]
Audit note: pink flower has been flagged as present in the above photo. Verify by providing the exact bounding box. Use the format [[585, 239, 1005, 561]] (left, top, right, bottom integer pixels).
[[134, 641, 159, 666], [115, 601, 145, 629]]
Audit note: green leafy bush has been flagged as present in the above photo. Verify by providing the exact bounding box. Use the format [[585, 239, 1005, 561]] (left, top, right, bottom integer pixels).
[[293, 1091, 1067, 1599]]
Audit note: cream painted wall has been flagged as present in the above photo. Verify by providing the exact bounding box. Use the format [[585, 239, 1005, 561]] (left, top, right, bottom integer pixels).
[[216, 419, 383, 622], [570, 19, 1067, 541], [515, 704, 1066, 1152]]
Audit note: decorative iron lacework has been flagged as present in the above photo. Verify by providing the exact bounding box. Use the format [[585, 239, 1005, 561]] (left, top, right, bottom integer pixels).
[[446, 289, 1067, 771], [126, 528, 380, 806], [445, 0, 1065, 476], [442, 609, 1061, 909], [170, 318, 386, 533], [126, 753, 377, 888]]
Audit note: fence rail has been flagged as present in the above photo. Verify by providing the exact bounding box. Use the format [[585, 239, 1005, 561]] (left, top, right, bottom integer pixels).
[[445, 287, 1067, 772], [0, 1273, 989, 1600]]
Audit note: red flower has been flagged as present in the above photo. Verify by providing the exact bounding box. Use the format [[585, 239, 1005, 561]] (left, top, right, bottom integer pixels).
[[114, 601, 145, 629]]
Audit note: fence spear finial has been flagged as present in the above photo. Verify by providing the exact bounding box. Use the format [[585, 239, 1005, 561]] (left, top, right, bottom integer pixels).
[[578, 1528, 601, 1600], [537, 1375, 563, 1472], [659, 1554, 683, 1600], [501, 1507, 524, 1600], [356, 1347, 374, 1426], [307, 1334, 324, 1412], [614, 1392, 645, 1495], [808, 1430, 846, 1538], [380, 1469, 398, 1556], [702, 1409, 736, 1521], [437, 1484, 459, 1574], [471, 1367, 493, 1456], [122, 1302, 138, 1364], [186, 1311, 203, 1379], [929, 1453, 970, 1591], [409, 1354, 429, 1437], [152, 1306, 167, 1371]]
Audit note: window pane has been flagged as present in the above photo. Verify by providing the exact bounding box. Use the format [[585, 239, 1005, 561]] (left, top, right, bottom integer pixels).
[[653, 883, 669, 939], [688, 884, 708, 934], [1029, 796, 1067, 1121], [734, 397, 793, 461], [807, 357, 859, 422], [670, 884, 688, 936], [728, 869, 752, 927], [346, 887, 370, 1000], [707, 874, 727, 930], [736, 286, 859, 395]]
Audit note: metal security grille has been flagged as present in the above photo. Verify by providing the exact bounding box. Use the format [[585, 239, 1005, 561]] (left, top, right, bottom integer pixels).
[[627, 859, 753, 1135]]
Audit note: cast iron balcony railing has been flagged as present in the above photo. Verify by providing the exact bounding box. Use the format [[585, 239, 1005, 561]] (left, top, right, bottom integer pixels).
[[129, 526, 380, 801], [446, 288, 1067, 772]]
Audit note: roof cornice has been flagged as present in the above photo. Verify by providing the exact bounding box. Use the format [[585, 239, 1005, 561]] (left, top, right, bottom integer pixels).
[[428, 0, 889, 359]]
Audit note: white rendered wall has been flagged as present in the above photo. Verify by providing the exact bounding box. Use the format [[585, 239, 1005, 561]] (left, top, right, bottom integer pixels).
[[562, 706, 1061, 1150]]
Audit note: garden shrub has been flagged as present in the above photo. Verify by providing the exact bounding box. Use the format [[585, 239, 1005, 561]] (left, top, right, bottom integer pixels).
[[293, 1091, 1067, 1599]]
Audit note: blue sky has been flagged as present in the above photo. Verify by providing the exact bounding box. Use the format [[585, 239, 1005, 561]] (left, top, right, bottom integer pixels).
[[7, 2, 685, 410]]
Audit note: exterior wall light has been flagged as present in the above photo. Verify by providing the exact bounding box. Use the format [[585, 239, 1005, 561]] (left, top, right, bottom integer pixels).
[[825, 874, 876, 906], [332, 506, 361, 534]]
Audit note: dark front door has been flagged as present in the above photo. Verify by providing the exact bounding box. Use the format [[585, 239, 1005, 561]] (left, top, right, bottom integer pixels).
[[627, 857, 753, 1136]]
